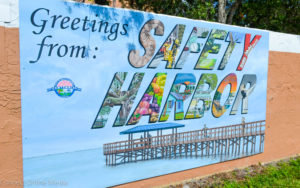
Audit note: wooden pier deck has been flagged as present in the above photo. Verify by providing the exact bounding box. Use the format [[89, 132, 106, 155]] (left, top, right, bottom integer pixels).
[[103, 120, 265, 166]]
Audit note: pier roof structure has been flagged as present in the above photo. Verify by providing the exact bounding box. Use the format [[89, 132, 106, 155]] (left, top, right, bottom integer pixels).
[[120, 123, 185, 135]]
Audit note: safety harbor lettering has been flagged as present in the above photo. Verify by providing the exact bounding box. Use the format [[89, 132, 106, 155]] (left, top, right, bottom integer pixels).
[[92, 20, 261, 129]]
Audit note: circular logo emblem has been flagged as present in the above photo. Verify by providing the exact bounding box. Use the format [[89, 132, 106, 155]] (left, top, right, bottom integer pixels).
[[47, 78, 81, 98]]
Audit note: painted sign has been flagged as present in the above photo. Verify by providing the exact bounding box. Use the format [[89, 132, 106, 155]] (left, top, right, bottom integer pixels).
[[19, 0, 269, 187]]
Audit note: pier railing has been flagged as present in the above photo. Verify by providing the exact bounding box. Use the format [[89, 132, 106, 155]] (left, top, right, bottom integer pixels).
[[103, 120, 265, 155]]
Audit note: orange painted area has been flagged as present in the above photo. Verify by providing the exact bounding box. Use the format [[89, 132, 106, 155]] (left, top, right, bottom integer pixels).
[[212, 73, 237, 117], [217, 73, 237, 92], [0, 27, 23, 188]]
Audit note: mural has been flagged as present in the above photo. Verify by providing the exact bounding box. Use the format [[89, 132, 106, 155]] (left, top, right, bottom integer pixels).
[[212, 73, 237, 118], [93, 72, 144, 127], [218, 32, 243, 70], [148, 24, 186, 69], [19, 0, 269, 187], [159, 73, 196, 121], [185, 74, 218, 119], [175, 27, 210, 69], [127, 73, 167, 124], [195, 29, 228, 69], [129, 20, 164, 68]]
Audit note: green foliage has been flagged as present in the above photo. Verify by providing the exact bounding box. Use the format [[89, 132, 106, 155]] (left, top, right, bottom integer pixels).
[[119, 0, 216, 21], [113, 0, 299, 34], [223, 157, 300, 188], [100, 106, 111, 116], [94, 0, 109, 5], [233, 0, 300, 34]]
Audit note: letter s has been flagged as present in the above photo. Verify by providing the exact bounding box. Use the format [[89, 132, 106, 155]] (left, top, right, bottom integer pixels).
[[128, 19, 164, 68]]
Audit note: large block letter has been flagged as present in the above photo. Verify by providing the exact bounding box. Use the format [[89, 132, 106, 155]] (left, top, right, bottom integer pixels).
[[148, 24, 186, 69], [218, 32, 243, 70], [128, 20, 164, 68], [212, 73, 237, 118], [195, 29, 227, 70], [185, 74, 218, 119], [160, 73, 196, 121], [127, 73, 167, 125], [92, 72, 144, 128], [175, 27, 210, 69], [237, 33, 261, 71], [230, 74, 256, 114]]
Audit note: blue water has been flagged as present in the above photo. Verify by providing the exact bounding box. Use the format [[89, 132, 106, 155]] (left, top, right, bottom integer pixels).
[[24, 147, 262, 188]]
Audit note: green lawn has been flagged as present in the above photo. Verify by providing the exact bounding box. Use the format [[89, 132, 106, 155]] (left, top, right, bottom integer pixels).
[[223, 157, 300, 188], [171, 157, 300, 188]]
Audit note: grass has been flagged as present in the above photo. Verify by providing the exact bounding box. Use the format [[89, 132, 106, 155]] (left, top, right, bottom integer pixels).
[[169, 156, 300, 188], [223, 157, 300, 188]]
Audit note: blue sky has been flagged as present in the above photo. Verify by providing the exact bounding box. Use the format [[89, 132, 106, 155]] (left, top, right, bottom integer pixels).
[[20, 0, 269, 158]]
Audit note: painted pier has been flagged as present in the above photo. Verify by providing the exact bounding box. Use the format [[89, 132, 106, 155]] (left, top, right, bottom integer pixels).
[[103, 120, 265, 166]]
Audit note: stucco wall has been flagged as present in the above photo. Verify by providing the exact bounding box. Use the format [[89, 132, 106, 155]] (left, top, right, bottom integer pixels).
[[0, 27, 23, 188], [0, 26, 299, 187]]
